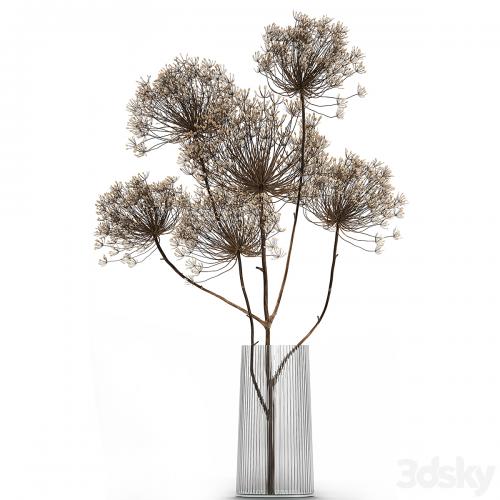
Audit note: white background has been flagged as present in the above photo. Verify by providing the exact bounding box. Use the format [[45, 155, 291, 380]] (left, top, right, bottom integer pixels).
[[1, 1, 499, 499]]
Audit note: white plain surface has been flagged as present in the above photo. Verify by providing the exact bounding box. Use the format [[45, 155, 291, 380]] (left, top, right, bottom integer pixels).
[[1, 1, 499, 499]]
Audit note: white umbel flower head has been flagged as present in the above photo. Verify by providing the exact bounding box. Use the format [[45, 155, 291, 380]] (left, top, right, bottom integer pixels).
[[98, 255, 108, 266], [336, 96, 347, 119], [267, 237, 286, 259], [120, 254, 131, 264], [94, 239, 103, 250], [393, 228, 401, 240], [375, 236, 385, 254], [186, 257, 203, 276], [119, 253, 137, 268], [357, 84, 367, 97]]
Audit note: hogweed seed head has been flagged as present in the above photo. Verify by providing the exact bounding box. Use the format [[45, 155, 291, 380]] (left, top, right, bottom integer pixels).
[[95, 173, 187, 267], [172, 189, 280, 273], [302, 151, 406, 253], [255, 12, 365, 99], [127, 56, 237, 156], [191, 91, 300, 198]]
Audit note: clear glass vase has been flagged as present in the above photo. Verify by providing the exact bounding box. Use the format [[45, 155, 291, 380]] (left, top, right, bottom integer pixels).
[[236, 345, 314, 497]]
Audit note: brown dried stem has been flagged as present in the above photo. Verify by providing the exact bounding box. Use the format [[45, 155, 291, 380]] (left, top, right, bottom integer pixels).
[[270, 92, 307, 322], [153, 235, 266, 327], [272, 224, 340, 385], [236, 253, 269, 416]]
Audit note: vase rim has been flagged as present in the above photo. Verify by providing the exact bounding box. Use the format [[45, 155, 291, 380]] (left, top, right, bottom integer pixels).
[[240, 344, 309, 348]]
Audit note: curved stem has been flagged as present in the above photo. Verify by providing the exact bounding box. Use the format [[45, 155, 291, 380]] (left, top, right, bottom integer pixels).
[[295, 224, 340, 346], [153, 236, 266, 327], [236, 253, 268, 416], [270, 91, 307, 323], [271, 225, 340, 385]]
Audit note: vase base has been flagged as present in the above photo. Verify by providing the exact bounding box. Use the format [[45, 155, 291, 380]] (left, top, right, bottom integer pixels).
[[236, 495, 314, 498]]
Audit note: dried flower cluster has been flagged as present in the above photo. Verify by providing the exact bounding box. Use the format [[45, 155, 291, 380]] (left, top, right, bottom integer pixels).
[[171, 190, 281, 277], [95, 11, 405, 355], [127, 56, 236, 156], [180, 91, 330, 203], [255, 12, 365, 100], [95, 174, 186, 267], [302, 151, 406, 253], [190, 90, 299, 197]]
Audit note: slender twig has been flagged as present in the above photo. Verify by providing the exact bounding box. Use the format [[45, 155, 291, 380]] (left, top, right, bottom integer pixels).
[[194, 260, 237, 283], [296, 224, 340, 345], [237, 253, 269, 416], [199, 156, 222, 225], [271, 225, 340, 385], [259, 197, 272, 344], [269, 91, 307, 322], [153, 236, 267, 327]]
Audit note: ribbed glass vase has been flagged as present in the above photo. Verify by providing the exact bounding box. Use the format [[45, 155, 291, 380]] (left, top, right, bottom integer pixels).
[[236, 345, 314, 497]]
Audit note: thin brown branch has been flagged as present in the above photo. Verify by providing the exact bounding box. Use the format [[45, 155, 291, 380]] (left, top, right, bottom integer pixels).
[[271, 225, 340, 385], [237, 253, 269, 416], [153, 236, 267, 327], [294, 224, 340, 345], [199, 156, 222, 225], [269, 91, 307, 323], [259, 197, 272, 344]]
